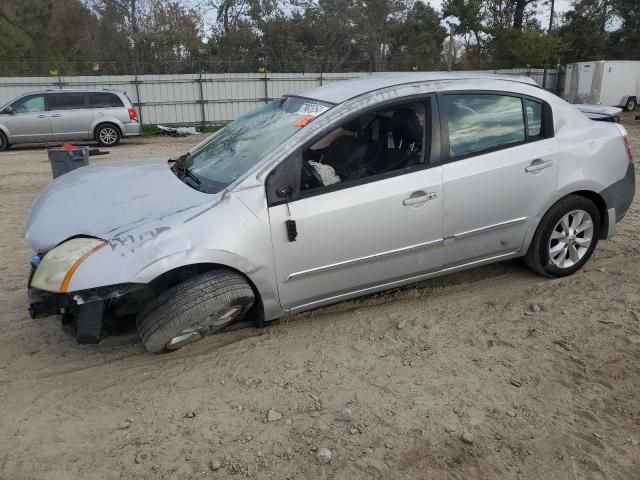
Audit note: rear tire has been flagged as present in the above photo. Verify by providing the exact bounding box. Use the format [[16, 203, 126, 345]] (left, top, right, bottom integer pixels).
[[625, 97, 637, 112], [96, 124, 121, 147], [524, 195, 600, 278], [0, 131, 8, 151], [136, 269, 255, 353]]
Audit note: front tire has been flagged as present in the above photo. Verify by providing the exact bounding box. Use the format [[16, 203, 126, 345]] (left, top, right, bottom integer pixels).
[[524, 195, 600, 277], [136, 269, 255, 353], [96, 124, 121, 147]]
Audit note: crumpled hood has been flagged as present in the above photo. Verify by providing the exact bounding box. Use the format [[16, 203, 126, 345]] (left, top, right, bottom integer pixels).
[[25, 159, 212, 253]]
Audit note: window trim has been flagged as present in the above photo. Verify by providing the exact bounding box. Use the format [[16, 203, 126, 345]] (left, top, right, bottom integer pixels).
[[45, 92, 89, 111], [266, 94, 441, 207], [436, 90, 554, 164]]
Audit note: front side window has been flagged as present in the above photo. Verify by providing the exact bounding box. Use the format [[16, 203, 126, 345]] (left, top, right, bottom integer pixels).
[[12, 95, 45, 113], [177, 97, 332, 193], [299, 101, 427, 192], [47, 93, 86, 110], [445, 94, 525, 159], [89, 93, 124, 108]]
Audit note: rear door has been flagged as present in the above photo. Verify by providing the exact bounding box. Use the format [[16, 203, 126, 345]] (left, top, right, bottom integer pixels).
[[440, 92, 558, 266], [5, 94, 51, 143], [89, 92, 127, 123], [47, 92, 93, 141]]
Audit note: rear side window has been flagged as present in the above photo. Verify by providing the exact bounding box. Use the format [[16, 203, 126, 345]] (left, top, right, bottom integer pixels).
[[48, 93, 86, 110], [445, 94, 525, 159], [524, 99, 543, 137], [89, 92, 124, 108]]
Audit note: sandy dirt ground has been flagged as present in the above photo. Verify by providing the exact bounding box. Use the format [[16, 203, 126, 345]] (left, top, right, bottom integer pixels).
[[1, 119, 639, 480]]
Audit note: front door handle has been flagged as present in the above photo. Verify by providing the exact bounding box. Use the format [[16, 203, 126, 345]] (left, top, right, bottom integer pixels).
[[525, 158, 553, 173], [403, 191, 438, 206], [51, 114, 61, 118], [37, 114, 47, 118]]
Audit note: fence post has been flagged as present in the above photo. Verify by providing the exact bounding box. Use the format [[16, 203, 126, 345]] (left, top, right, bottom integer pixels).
[[198, 70, 206, 127], [134, 72, 143, 126], [319, 65, 323, 86], [56, 63, 63, 89], [263, 70, 269, 104]]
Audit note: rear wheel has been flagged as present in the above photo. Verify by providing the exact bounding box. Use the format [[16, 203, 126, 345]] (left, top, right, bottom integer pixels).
[[0, 131, 8, 151], [625, 97, 637, 112], [96, 124, 121, 146], [524, 195, 600, 277], [136, 269, 255, 353]]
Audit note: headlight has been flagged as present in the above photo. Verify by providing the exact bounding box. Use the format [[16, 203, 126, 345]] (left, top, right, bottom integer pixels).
[[30, 238, 107, 293]]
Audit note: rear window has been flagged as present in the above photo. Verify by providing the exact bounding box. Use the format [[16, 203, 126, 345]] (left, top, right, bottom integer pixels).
[[89, 92, 124, 108], [48, 93, 86, 110], [445, 94, 525, 158]]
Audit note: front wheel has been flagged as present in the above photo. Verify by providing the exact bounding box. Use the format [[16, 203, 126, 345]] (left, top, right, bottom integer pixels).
[[96, 124, 121, 146], [136, 269, 255, 353], [0, 131, 8, 151], [524, 195, 600, 277]]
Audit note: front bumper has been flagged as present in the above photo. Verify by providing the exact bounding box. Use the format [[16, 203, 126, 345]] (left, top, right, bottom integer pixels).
[[28, 287, 69, 319]]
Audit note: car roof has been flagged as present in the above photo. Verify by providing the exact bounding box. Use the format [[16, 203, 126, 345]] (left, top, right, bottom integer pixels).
[[299, 72, 538, 104], [21, 88, 125, 95]]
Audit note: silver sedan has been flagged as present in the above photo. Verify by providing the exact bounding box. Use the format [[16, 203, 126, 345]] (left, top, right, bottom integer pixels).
[[26, 73, 635, 352]]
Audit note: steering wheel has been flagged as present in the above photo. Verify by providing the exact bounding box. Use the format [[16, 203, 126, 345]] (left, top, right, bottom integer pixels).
[[302, 158, 324, 188]]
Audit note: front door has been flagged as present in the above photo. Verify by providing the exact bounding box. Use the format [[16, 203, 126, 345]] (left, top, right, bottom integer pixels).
[[47, 92, 93, 141], [269, 168, 443, 310], [440, 93, 559, 266], [5, 94, 51, 143]]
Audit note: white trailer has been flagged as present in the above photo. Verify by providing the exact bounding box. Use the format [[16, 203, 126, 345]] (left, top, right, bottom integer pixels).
[[563, 60, 640, 111]]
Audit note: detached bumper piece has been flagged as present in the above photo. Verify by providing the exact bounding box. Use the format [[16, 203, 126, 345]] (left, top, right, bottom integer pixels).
[[28, 288, 105, 344]]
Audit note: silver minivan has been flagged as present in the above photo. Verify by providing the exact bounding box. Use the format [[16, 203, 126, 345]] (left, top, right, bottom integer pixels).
[[0, 89, 141, 150]]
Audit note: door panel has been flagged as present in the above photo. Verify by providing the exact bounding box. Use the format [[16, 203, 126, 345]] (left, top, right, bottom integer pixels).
[[47, 93, 93, 140], [442, 139, 558, 265], [6, 94, 51, 143], [269, 167, 443, 310]]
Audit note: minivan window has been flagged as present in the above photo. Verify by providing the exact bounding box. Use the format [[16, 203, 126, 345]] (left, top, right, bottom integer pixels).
[[89, 93, 124, 108], [48, 93, 86, 110], [178, 96, 333, 193], [12, 95, 45, 113], [445, 94, 525, 159]]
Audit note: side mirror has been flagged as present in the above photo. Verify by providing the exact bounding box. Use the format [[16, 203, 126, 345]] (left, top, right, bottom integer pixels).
[[2, 106, 14, 115]]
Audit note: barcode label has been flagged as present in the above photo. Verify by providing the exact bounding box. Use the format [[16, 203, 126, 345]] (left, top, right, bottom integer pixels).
[[296, 103, 329, 116]]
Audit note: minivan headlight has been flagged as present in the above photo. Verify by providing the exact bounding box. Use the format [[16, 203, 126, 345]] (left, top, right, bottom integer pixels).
[[30, 238, 107, 293]]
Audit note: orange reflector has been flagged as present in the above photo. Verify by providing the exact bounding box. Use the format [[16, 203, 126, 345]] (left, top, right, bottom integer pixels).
[[294, 115, 315, 127], [59, 241, 108, 293]]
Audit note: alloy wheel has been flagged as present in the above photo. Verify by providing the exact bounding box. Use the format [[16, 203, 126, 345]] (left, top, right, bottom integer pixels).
[[548, 209, 594, 269], [99, 127, 118, 145]]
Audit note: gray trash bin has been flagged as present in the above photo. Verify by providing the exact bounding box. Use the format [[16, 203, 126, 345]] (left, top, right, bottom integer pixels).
[[48, 145, 90, 178]]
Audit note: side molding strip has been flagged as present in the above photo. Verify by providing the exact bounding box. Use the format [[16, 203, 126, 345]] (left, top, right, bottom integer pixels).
[[446, 216, 528, 242], [285, 238, 443, 282]]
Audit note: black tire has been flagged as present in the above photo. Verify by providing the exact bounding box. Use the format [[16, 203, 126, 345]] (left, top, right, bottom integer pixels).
[[0, 131, 8, 151], [136, 269, 255, 353], [625, 97, 637, 112], [95, 123, 121, 147], [524, 195, 600, 278]]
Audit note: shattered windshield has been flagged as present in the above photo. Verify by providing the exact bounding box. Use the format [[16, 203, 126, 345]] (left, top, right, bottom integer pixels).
[[176, 96, 332, 193]]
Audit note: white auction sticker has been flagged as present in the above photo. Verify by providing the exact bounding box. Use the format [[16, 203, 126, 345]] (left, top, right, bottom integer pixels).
[[296, 103, 329, 116]]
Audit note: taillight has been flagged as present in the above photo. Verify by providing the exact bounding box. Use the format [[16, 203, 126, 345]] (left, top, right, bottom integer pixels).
[[128, 107, 138, 121], [623, 135, 634, 163]]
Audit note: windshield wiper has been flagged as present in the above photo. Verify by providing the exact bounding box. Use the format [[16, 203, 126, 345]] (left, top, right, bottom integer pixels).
[[171, 153, 201, 187]]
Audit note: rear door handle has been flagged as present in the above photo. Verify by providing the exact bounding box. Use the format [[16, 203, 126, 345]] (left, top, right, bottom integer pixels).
[[525, 158, 553, 173], [37, 114, 47, 118], [403, 191, 438, 206]]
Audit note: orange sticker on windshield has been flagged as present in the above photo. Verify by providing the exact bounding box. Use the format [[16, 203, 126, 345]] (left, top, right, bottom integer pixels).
[[294, 115, 315, 127]]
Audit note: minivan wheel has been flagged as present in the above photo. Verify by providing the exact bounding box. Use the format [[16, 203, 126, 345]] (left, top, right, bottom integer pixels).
[[0, 132, 8, 151], [136, 269, 255, 353], [96, 124, 121, 146], [524, 195, 600, 278]]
